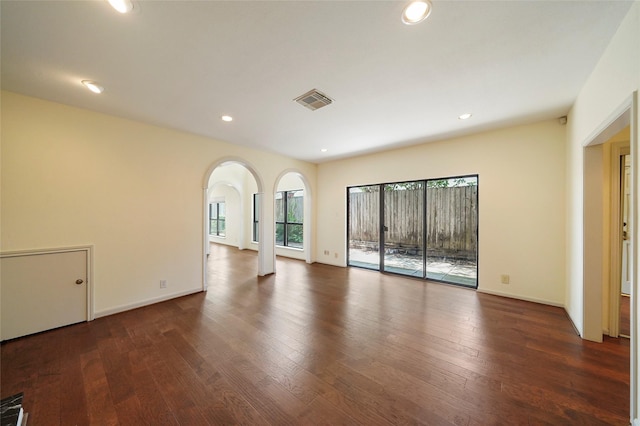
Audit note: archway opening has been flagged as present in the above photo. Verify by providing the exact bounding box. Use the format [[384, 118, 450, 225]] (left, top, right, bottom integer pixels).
[[203, 159, 272, 289]]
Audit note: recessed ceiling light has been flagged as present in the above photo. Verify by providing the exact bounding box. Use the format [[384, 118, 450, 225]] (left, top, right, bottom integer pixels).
[[320, 148, 328, 152], [107, 0, 133, 13], [458, 113, 473, 120], [221, 115, 233, 122], [81, 80, 104, 94], [402, 0, 432, 25]]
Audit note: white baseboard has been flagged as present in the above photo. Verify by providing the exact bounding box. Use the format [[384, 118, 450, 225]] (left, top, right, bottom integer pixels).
[[476, 288, 564, 308], [315, 260, 346, 268], [94, 287, 203, 318]]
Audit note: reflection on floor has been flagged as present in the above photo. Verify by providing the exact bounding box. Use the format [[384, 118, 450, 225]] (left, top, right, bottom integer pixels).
[[620, 294, 630, 337], [349, 248, 477, 287]]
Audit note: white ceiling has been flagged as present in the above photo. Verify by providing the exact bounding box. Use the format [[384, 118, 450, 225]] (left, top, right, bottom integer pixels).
[[1, 1, 633, 163]]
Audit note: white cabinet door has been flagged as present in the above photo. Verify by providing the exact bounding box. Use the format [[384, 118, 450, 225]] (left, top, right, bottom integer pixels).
[[1, 250, 88, 341]]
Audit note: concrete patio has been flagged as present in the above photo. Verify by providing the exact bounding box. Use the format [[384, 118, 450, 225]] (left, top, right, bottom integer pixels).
[[349, 248, 477, 287]]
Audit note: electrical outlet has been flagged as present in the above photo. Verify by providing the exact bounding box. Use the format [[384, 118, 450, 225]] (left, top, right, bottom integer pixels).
[[334, 252, 338, 258], [500, 274, 510, 285], [160, 279, 167, 289], [324, 250, 330, 255]]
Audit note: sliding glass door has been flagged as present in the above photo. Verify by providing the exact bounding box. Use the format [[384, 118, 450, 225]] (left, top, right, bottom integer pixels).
[[383, 182, 425, 277], [347, 175, 478, 288], [425, 177, 478, 287]]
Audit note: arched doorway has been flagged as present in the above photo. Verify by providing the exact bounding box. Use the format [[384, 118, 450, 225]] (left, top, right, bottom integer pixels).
[[202, 158, 274, 289]]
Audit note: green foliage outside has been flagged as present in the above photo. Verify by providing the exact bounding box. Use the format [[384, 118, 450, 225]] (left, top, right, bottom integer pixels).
[[357, 177, 477, 192]]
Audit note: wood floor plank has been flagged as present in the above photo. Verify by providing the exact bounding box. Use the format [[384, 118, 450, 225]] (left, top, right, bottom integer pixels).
[[216, 359, 298, 425], [80, 349, 119, 426], [296, 394, 363, 425], [1, 243, 631, 425], [320, 359, 445, 425]]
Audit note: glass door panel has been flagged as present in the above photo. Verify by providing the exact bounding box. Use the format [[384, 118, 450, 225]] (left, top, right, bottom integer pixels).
[[425, 176, 478, 287], [348, 185, 380, 270], [383, 182, 425, 277]]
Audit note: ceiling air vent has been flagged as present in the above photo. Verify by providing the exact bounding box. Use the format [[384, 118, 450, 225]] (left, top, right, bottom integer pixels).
[[294, 89, 333, 111]]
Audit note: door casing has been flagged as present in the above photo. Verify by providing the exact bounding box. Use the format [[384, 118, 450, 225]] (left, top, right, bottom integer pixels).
[[0, 245, 94, 341]]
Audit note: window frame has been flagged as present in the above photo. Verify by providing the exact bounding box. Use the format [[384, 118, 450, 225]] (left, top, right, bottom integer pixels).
[[209, 201, 226, 237], [252, 193, 259, 243]]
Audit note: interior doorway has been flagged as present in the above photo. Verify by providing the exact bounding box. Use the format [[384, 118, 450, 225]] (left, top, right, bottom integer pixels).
[[583, 93, 637, 422], [207, 162, 258, 251], [203, 159, 267, 288]]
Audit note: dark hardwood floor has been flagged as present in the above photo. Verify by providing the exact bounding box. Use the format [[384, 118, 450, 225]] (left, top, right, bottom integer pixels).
[[1, 243, 630, 425], [621, 294, 631, 337]]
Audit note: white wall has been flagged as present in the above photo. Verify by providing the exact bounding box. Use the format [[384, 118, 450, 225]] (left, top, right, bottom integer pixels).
[[0, 91, 317, 316], [566, 2, 639, 340], [317, 120, 567, 306], [208, 183, 241, 247], [277, 172, 305, 192]]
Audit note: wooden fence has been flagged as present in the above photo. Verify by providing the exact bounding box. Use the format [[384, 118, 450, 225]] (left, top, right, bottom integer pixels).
[[349, 186, 477, 258]]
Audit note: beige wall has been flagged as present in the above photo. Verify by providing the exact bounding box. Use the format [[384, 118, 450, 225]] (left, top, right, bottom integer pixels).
[[583, 144, 606, 339], [1, 91, 317, 316], [317, 120, 567, 306]]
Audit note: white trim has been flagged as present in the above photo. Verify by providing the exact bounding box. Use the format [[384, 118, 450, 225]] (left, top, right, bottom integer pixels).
[[476, 288, 564, 308], [203, 188, 209, 289], [275, 245, 304, 252], [0, 245, 95, 322], [583, 97, 632, 147], [0, 245, 92, 257], [94, 288, 202, 318]]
